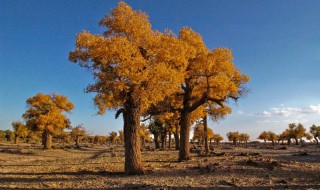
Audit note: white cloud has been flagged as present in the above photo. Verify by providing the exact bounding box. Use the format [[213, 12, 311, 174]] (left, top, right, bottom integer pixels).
[[262, 111, 271, 116], [257, 119, 281, 124], [237, 110, 244, 115], [261, 104, 320, 117], [303, 104, 320, 114]]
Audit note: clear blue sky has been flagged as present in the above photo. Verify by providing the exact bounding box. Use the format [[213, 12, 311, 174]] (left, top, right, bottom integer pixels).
[[1, 0, 319, 139]]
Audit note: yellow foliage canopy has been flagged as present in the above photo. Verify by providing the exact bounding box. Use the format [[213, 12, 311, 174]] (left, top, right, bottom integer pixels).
[[69, 2, 193, 115], [22, 93, 74, 134]]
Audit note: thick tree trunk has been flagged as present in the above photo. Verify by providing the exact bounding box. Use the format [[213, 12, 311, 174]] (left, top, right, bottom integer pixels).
[[233, 139, 237, 146], [76, 136, 80, 147], [315, 137, 319, 145], [154, 134, 160, 149], [123, 96, 144, 175], [203, 116, 209, 154], [42, 132, 46, 146], [300, 138, 304, 147], [161, 131, 166, 150], [168, 131, 172, 149], [179, 111, 191, 161], [43, 130, 52, 150], [295, 138, 299, 145], [14, 135, 18, 144], [173, 131, 180, 150], [141, 137, 145, 148]]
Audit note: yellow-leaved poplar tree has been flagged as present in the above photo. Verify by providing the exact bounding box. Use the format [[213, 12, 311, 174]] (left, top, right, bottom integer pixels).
[[69, 2, 192, 174], [22, 93, 74, 149], [149, 27, 249, 161], [12, 121, 29, 144], [71, 124, 86, 147]]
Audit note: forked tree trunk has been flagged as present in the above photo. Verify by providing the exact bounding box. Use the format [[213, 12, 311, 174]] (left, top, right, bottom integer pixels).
[[173, 131, 180, 150], [179, 111, 191, 161], [123, 96, 144, 175], [203, 116, 209, 154], [43, 130, 52, 150]]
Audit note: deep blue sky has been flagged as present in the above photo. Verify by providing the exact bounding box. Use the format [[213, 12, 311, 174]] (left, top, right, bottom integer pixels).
[[1, 0, 319, 139]]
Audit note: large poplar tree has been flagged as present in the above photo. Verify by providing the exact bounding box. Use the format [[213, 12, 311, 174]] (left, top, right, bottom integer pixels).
[[69, 2, 192, 174]]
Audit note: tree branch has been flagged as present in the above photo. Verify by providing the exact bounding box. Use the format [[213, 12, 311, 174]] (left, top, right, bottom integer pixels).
[[115, 108, 125, 119]]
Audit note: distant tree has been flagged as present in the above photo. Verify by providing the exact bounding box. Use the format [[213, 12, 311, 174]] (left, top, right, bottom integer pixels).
[[94, 135, 106, 145], [5, 129, 14, 142], [0, 130, 6, 141], [294, 123, 306, 145], [71, 125, 86, 147], [87, 136, 95, 144], [212, 134, 223, 145], [278, 131, 289, 144], [193, 122, 205, 145], [12, 121, 29, 144], [192, 121, 214, 148], [140, 124, 151, 148], [227, 131, 239, 146], [157, 112, 179, 150], [26, 131, 42, 144], [118, 130, 124, 144], [148, 118, 164, 149], [108, 131, 118, 144], [22, 93, 74, 149], [310, 124, 320, 144], [267, 131, 278, 145], [305, 132, 313, 142], [239, 133, 250, 146], [258, 131, 269, 143], [286, 123, 297, 145], [57, 131, 71, 144]]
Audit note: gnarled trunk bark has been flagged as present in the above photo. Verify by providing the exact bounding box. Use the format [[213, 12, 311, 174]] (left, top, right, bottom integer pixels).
[[173, 131, 180, 150], [123, 96, 144, 175], [203, 116, 209, 154], [43, 130, 52, 150], [14, 135, 19, 144], [168, 131, 172, 149], [154, 134, 160, 149], [233, 138, 237, 146], [179, 111, 191, 161], [161, 131, 166, 150], [76, 136, 80, 147]]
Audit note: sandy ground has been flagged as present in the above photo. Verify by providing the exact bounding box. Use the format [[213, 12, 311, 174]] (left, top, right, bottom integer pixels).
[[0, 142, 320, 190]]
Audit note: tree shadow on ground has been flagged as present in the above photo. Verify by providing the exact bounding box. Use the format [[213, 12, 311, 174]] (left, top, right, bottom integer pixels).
[[0, 184, 320, 190]]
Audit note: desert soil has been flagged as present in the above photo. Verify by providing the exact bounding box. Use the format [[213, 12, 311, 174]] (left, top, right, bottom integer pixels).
[[0, 142, 320, 190]]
